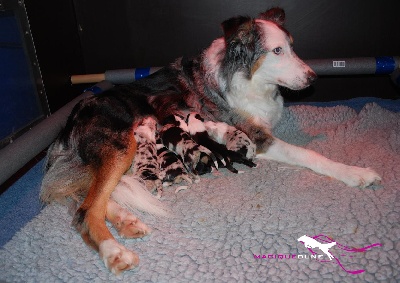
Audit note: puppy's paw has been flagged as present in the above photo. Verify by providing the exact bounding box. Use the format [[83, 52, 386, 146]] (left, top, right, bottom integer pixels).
[[337, 166, 381, 188], [99, 239, 139, 275]]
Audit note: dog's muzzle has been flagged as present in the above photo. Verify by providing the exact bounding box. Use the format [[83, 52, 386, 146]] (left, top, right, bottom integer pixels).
[[307, 71, 318, 85]]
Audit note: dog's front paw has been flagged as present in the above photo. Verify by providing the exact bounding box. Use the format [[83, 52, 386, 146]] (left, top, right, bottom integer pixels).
[[99, 239, 139, 275], [338, 166, 381, 188]]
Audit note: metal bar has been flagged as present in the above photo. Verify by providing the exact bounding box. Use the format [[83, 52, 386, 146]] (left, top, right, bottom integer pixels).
[[70, 57, 400, 85]]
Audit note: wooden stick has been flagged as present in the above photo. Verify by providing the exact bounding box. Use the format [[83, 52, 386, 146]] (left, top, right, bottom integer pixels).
[[71, 73, 105, 84], [70, 67, 163, 85]]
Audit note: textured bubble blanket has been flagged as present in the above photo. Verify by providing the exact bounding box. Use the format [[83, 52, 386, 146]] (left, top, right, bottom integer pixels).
[[1, 102, 399, 282]]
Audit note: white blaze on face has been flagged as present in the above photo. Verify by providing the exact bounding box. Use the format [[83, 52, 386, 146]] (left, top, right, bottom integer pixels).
[[252, 20, 314, 90]]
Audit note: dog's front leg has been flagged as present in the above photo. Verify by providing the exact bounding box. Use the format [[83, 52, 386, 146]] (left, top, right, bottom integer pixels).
[[257, 138, 381, 188]]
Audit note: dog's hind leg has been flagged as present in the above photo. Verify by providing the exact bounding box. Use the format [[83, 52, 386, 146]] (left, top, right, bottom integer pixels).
[[106, 198, 152, 238], [72, 134, 139, 274], [258, 138, 381, 188]]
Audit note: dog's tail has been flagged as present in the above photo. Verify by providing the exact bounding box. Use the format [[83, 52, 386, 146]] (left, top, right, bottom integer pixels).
[[41, 139, 170, 217], [40, 140, 92, 205], [111, 175, 171, 217]]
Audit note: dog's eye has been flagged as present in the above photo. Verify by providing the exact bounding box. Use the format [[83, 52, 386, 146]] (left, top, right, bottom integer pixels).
[[272, 47, 282, 55]]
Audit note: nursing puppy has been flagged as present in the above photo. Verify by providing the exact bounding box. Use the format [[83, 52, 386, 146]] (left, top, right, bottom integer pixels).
[[204, 119, 256, 160], [158, 114, 219, 174], [186, 112, 257, 172], [156, 135, 195, 187], [132, 117, 163, 197], [41, 7, 381, 274]]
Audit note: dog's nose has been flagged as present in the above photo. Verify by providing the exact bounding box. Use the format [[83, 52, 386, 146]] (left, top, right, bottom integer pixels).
[[307, 71, 318, 84]]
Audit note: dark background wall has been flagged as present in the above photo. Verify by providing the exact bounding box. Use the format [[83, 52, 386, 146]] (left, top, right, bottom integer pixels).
[[24, 0, 85, 112], [27, 0, 400, 112]]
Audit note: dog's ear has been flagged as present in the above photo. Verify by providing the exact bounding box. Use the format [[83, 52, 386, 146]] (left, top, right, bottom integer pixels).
[[220, 16, 259, 86], [221, 16, 253, 42], [259, 7, 285, 26]]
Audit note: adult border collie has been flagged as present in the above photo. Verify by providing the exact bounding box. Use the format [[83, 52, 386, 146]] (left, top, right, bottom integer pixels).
[[41, 7, 381, 274]]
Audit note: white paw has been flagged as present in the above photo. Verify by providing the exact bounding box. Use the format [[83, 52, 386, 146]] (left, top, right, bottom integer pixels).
[[117, 216, 152, 239], [337, 166, 381, 188], [99, 239, 139, 275]]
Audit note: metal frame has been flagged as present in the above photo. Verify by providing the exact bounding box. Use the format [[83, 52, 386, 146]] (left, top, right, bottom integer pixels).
[[1, 0, 50, 148]]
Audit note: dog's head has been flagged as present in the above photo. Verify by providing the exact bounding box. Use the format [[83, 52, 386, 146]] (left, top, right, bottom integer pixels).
[[220, 7, 317, 91], [135, 116, 157, 142]]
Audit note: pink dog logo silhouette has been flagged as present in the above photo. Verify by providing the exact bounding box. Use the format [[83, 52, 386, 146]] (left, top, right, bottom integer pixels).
[[298, 234, 382, 274], [298, 235, 336, 260]]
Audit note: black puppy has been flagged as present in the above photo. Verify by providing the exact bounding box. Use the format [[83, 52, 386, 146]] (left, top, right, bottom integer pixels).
[[186, 113, 256, 172]]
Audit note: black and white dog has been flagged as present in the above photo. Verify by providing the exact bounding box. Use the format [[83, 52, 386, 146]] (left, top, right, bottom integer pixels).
[[40, 7, 381, 274]]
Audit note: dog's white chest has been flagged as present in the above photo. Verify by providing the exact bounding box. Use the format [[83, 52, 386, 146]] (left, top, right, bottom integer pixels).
[[226, 79, 284, 129], [247, 93, 283, 128]]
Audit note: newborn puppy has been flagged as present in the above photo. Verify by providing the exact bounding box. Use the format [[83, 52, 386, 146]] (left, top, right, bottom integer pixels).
[[186, 113, 238, 173], [132, 117, 163, 197], [204, 120, 257, 162], [158, 114, 219, 175], [156, 135, 194, 187], [187, 113, 257, 170]]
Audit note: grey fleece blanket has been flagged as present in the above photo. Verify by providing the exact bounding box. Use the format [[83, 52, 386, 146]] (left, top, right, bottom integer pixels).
[[1, 103, 399, 282]]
